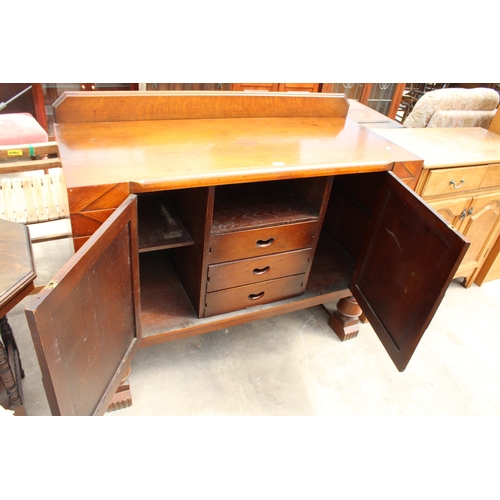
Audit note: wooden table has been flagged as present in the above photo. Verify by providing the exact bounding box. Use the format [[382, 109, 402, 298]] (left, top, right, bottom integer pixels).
[[0, 219, 37, 415], [24, 92, 468, 415]]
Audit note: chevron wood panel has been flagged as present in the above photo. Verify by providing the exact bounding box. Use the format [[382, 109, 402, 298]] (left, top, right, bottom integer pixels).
[[391, 160, 424, 191], [67, 183, 129, 214], [72, 236, 89, 252], [70, 209, 116, 237]]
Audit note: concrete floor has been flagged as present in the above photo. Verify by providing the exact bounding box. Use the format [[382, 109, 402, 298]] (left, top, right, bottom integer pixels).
[[5, 236, 500, 416]]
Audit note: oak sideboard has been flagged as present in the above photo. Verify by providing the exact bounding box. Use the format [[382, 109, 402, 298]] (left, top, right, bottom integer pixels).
[[25, 92, 468, 415]]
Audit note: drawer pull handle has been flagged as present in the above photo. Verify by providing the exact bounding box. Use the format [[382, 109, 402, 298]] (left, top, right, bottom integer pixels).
[[256, 238, 274, 248], [449, 179, 465, 189], [253, 266, 270, 275], [248, 291, 265, 301], [460, 209, 467, 220]]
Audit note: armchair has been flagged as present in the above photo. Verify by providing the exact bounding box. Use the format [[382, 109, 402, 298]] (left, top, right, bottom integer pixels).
[[403, 87, 499, 128]]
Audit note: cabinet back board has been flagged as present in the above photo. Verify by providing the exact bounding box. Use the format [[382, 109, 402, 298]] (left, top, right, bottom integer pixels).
[[53, 91, 350, 123]]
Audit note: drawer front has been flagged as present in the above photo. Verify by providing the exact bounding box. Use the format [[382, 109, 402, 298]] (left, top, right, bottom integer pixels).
[[207, 248, 313, 292], [204, 274, 306, 317], [421, 165, 488, 197], [208, 221, 317, 263], [480, 163, 500, 190]]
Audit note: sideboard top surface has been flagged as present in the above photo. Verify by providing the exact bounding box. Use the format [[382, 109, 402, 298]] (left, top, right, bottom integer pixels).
[[374, 127, 500, 169], [55, 114, 422, 191]]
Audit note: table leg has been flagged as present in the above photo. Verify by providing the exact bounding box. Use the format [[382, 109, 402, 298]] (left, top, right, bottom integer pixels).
[[0, 326, 23, 410], [0, 315, 24, 378]]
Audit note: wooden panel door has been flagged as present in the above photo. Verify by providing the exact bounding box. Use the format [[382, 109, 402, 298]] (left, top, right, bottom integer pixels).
[[321, 83, 365, 100], [427, 196, 472, 231], [459, 192, 500, 281], [321, 83, 405, 119], [25, 195, 141, 416], [350, 172, 469, 372], [361, 83, 405, 120]]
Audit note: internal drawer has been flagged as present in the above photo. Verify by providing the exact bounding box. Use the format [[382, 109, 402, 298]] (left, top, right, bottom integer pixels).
[[207, 248, 313, 292], [204, 274, 306, 317], [208, 221, 317, 263], [421, 165, 488, 197]]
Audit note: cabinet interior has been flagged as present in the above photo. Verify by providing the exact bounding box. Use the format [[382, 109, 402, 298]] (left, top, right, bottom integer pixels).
[[211, 180, 320, 234], [137, 192, 194, 252], [136, 174, 380, 342]]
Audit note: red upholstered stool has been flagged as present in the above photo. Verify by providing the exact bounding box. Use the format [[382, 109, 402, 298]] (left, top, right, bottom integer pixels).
[[0, 113, 48, 145]]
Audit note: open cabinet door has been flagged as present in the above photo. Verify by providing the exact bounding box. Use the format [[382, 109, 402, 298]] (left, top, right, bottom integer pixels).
[[25, 195, 141, 415], [351, 172, 469, 372]]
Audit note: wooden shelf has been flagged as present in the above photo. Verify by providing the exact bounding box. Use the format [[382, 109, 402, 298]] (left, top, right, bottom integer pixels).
[[212, 182, 319, 234], [137, 193, 194, 252]]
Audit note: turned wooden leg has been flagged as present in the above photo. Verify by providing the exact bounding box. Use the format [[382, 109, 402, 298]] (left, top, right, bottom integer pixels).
[[0, 331, 23, 410], [107, 366, 133, 412], [328, 296, 363, 341]]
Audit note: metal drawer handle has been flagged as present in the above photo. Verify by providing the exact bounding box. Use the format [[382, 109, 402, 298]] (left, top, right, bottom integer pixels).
[[248, 291, 265, 300], [253, 266, 270, 275], [449, 179, 465, 189], [256, 238, 274, 248]]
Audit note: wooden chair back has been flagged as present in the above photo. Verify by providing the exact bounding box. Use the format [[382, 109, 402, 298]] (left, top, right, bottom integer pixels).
[[0, 141, 70, 242]]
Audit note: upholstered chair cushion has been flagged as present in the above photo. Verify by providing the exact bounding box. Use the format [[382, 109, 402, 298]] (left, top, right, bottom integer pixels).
[[427, 109, 498, 128], [404, 88, 499, 128], [0, 112, 48, 145]]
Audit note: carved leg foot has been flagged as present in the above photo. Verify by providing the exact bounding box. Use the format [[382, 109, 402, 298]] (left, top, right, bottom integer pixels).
[[328, 296, 363, 341], [107, 366, 133, 413]]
